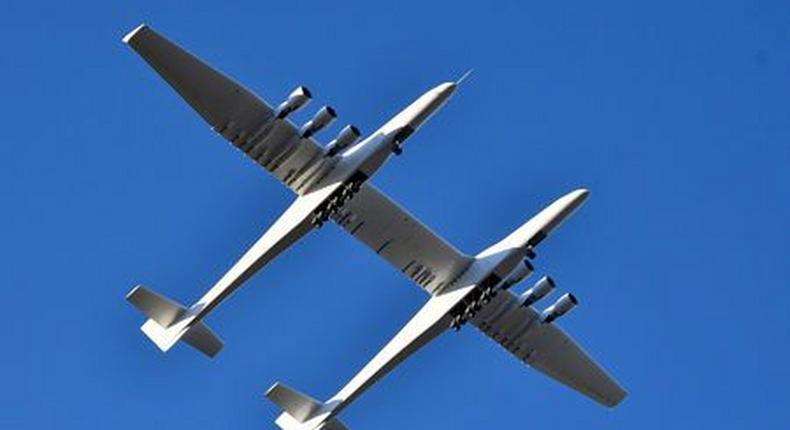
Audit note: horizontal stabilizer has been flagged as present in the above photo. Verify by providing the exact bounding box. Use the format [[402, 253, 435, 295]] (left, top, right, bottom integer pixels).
[[267, 382, 323, 423], [127, 284, 186, 327], [266, 383, 348, 430], [182, 320, 223, 357], [127, 285, 223, 357]]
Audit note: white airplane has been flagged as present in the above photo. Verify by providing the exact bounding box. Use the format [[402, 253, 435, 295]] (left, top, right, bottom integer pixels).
[[123, 24, 626, 428]]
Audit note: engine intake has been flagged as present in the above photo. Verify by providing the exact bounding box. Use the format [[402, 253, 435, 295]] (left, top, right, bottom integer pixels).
[[520, 276, 555, 307], [541, 293, 578, 323], [275, 86, 312, 119], [503, 259, 534, 290], [300, 106, 336, 138], [325, 125, 361, 156]]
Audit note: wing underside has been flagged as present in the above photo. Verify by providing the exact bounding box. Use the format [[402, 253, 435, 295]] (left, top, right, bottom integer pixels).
[[471, 290, 627, 407], [124, 25, 473, 295], [333, 184, 473, 295], [124, 24, 330, 194]]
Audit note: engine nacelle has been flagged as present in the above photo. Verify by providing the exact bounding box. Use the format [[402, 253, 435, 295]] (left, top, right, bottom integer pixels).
[[274, 86, 312, 119], [541, 293, 578, 323], [502, 259, 534, 290], [300, 106, 337, 138], [520, 276, 555, 307], [325, 125, 361, 157]]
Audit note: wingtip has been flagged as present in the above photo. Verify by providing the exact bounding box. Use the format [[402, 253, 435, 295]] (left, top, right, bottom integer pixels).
[[606, 389, 628, 408], [122, 23, 148, 44], [264, 382, 283, 399], [125, 284, 143, 301]]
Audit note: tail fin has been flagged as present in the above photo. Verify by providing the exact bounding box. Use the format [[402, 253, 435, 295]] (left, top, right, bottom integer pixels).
[[266, 383, 348, 430], [126, 285, 223, 357]]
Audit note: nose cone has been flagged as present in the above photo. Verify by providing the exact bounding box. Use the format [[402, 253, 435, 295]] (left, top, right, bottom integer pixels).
[[571, 188, 590, 204], [435, 81, 457, 98], [558, 189, 590, 218], [429, 82, 457, 109], [524, 188, 591, 243], [381, 80, 460, 141], [409, 82, 456, 128]]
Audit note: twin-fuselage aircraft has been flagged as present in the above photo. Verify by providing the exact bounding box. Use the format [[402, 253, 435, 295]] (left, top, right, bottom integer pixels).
[[123, 24, 626, 430]]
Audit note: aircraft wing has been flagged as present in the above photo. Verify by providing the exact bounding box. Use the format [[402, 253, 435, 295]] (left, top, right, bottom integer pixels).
[[333, 183, 474, 295], [124, 25, 473, 289], [123, 25, 327, 194], [471, 290, 627, 407]]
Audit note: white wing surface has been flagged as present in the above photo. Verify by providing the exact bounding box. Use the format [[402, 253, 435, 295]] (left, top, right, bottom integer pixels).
[[471, 290, 627, 407], [124, 25, 328, 194], [124, 25, 474, 291], [334, 184, 473, 295]]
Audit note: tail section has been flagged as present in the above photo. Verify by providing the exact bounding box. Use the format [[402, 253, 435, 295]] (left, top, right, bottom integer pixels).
[[126, 285, 223, 357], [266, 383, 348, 430]]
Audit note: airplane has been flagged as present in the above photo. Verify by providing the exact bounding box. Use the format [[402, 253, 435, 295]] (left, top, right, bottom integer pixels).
[[122, 24, 626, 428]]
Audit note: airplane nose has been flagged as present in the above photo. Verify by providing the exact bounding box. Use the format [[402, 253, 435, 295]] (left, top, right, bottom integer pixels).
[[380, 80, 460, 141], [563, 189, 590, 214], [422, 82, 456, 112], [437, 82, 457, 98], [575, 188, 591, 202]]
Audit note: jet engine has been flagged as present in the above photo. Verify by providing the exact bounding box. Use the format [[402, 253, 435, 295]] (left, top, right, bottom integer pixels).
[[541, 293, 578, 323], [520, 276, 555, 307], [300, 106, 337, 138], [502, 259, 534, 289], [325, 125, 361, 156], [274, 86, 311, 119]]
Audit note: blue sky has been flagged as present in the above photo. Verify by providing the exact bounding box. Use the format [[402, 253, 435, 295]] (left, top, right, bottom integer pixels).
[[2, 0, 789, 428]]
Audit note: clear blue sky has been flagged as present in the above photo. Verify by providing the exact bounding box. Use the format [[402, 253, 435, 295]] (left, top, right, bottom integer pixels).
[[2, 0, 788, 428]]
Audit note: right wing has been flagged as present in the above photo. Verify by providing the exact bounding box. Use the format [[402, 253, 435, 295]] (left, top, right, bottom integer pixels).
[[472, 290, 627, 407], [123, 24, 331, 194], [332, 183, 474, 295]]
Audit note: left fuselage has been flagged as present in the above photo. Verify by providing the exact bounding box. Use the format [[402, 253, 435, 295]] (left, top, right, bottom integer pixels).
[[307, 81, 457, 193], [301, 81, 458, 227]]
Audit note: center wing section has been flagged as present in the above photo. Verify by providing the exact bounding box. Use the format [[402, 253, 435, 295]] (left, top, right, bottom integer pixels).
[[332, 183, 474, 295], [470, 290, 627, 407], [124, 25, 328, 194]]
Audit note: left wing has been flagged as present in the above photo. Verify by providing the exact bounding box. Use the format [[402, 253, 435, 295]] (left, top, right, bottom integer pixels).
[[123, 24, 329, 194], [124, 24, 474, 294], [471, 290, 627, 407]]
